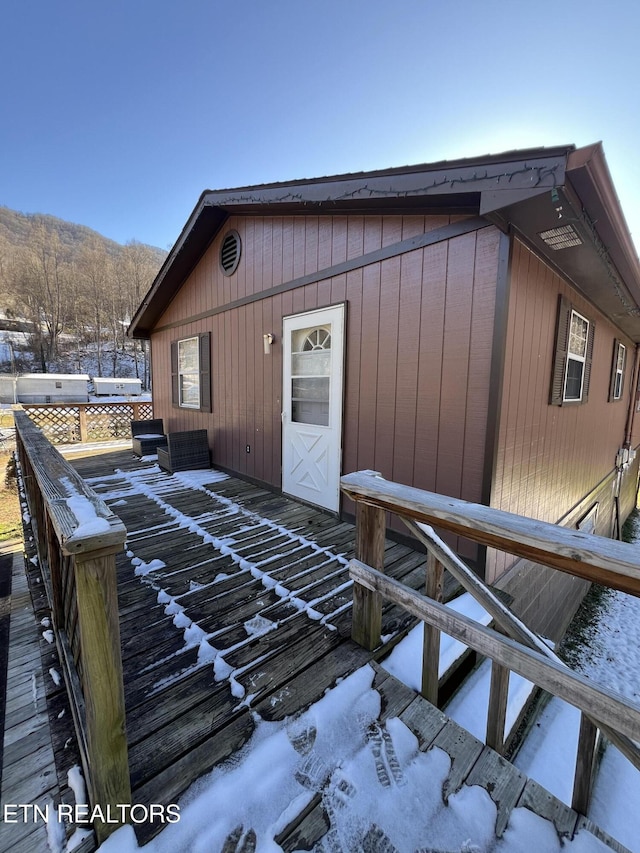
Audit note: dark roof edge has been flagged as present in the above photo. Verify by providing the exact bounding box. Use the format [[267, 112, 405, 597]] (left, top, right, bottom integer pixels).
[[131, 144, 616, 339], [199, 145, 575, 211], [201, 145, 576, 199]]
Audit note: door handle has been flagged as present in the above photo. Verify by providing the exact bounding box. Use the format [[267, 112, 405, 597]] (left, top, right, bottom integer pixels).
[[281, 411, 286, 423]]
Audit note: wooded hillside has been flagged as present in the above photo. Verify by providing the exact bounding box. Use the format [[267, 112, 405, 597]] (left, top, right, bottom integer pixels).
[[0, 206, 166, 383]]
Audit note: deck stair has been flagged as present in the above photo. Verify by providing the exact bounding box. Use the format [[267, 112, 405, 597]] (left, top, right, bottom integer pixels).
[[275, 663, 629, 853]]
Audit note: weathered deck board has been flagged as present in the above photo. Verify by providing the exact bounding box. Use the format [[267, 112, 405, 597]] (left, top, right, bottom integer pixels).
[[58, 450, 443, 842], [274, 665, 419, 853], [0, 546, 86, 853], [465, 745, 527, 837]]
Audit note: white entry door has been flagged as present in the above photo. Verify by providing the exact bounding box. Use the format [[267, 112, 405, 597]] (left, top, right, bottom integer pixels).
[[282, 304, 345, 512]]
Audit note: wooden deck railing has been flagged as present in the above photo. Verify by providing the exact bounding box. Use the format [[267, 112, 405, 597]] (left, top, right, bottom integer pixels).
[[14, 411, 130, 842], [342, 470, 640, 817], [21, 400, 153, 444]]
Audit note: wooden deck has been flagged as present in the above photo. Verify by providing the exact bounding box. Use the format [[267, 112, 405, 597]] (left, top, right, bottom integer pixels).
[[0, 544, 92, 853], [4, 447, 631, 851], [64, 449, 436, 844]]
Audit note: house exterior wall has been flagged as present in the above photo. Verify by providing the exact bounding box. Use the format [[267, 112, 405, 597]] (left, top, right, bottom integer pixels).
[[150, 214, 501, 560], [487, 237, 639, 638], [147, 215, 639, 642], [630, 355, 640, 451]]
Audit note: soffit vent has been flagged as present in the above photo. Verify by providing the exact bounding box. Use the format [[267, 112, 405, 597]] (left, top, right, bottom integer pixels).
[[538, 224, 583, 250], [220, 230, 241, 275]]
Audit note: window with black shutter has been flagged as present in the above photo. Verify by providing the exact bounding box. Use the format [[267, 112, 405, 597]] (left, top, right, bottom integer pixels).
[[608, 339, 626, 402], [549, 295, 595, 405], [170, 332, 212, 412]]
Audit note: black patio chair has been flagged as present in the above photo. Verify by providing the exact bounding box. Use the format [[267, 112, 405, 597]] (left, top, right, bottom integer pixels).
[[130, 418, 168, 456], [157, 429, 210, 473]]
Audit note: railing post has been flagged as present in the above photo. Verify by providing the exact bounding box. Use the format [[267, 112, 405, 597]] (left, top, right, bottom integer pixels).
[[421, 551, 443, 704], [132, 401, 140, 421], [78, 405, 88, 442], [30, 472, 48, 557], [352, 499, 386, 650], [73, 546, 131, 843], [45, 512, 65, 627], [572, 712, 599, 815], [486, 649, 510, 754]]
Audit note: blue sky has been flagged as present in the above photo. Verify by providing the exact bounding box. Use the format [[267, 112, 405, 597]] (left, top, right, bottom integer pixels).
[[2, 0, 639, 252]]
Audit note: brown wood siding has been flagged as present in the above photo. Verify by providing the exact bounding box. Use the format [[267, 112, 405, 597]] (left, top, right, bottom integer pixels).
[[495, 454, 640, 643], [630, 346, 640, 450], [488, 237, 636, 583], [150, 216, 500, 549]]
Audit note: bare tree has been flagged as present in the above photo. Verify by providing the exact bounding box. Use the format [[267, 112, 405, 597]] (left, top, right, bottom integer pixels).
[[77, 239, 111, 377], [12, 224, 72, 368], [121, 241, 159, 388], [0, 208, 164, 378]]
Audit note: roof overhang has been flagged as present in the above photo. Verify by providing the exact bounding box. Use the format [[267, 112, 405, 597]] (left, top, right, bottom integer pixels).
[[484, 143, 640, 341], [129, 144, 640, 341]]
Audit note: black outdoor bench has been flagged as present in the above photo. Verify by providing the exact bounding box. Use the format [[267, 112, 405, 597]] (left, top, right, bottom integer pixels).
[[130, 418, 168, 456], [157, 429, 210, 473]]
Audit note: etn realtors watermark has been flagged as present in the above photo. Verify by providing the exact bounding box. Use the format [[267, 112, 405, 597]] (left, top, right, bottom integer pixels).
[[3, 802, 180, 825]]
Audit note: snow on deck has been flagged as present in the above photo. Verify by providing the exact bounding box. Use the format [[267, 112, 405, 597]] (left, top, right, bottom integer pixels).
[[63, 450, 430, 846], [21, 449, 632, 853]]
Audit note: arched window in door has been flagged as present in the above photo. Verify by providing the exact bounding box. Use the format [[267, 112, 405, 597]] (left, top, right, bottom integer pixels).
[[291, 324, 331, 425]]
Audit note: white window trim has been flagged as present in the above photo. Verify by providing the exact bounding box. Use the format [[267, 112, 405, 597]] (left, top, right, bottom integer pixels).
[[563, 309, 589, 402], [178, 336, 200, 409], [613, 342, 626, 400]]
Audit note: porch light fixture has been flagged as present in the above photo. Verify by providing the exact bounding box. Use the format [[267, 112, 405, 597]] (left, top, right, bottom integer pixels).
[[538, 224, 583, 250], [263, 333, 274, 354]]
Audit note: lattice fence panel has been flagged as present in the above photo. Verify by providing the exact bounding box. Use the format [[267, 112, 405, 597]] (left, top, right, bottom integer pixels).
[[23, 405, 81, 444], [84, 402, 153, 439], [137, 402, 153, 421], [23, 401, 154, 444], [86, 405, 130, 440]]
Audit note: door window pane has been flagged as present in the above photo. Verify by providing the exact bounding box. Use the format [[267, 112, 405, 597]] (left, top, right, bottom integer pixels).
[[291, 325, 331, 426], [292, 351, 331, 376]]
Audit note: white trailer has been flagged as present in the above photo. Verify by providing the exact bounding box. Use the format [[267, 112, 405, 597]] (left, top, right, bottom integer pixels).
[[93, 377, 142, 397], [0, 375, 17, 405], [16, 373, 90, 403]]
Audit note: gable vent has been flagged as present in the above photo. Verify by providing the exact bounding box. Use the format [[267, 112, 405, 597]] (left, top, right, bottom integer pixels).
[[220, 230, 241, 275]]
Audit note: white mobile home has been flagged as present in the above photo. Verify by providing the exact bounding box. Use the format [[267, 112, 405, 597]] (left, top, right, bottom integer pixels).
[[0, 374, 17, 405], [16, 374, 89, 404], [93, 377, 142, 397]]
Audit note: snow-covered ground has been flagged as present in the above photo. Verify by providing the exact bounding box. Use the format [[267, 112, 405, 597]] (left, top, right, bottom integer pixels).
[[48, 471, 640, 853], [513, 567, 640, 853]]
